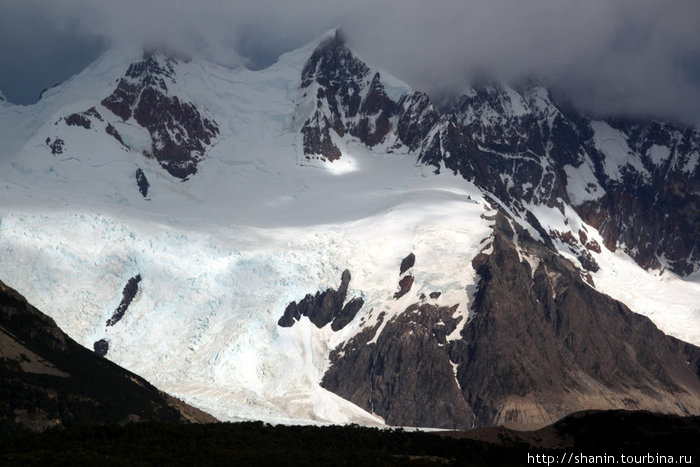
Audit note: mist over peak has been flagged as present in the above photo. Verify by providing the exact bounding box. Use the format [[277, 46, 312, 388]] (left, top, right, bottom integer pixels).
[[0, 0, 699, 124]]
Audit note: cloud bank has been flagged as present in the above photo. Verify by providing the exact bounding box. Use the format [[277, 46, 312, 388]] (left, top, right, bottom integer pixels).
[[1, 0, 699, 124]]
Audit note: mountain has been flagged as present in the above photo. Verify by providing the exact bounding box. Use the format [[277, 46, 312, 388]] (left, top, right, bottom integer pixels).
[[0, 279, 215, 435], [0, 29, 698, 430], [296, 33, 699, 278]]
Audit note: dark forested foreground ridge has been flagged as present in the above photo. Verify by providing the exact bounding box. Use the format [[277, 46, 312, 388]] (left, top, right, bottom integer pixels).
[[0, 280, 215, 436], [0, 411, 698, 466]]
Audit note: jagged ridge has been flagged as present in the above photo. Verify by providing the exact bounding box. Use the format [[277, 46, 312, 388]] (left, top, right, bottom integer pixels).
[[297, 37, 699, 276]]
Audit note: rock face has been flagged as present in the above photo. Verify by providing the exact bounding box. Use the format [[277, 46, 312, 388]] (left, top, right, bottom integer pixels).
[[0, 279, 215, 435], [101, 52, 219, 179], [323, 302, 472, 428], [296, 39, 699, 276], [451, 214, 700, 428], [393, 275, 414, 300], [399, 253, 415, 275], [574, 120, 700, 274], [277, 269, 364, 331], [105, 123, 128, 148], [296, 30, 397, 161], [440, 89, 700, 276], [321, 213, 700, 430], [429, 86, 698, 276]]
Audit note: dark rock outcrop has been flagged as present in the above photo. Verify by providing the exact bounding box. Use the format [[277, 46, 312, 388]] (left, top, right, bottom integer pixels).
[[395, 92, 440, 152], [93, 339, 109, 356], [393, 275, 414, 300], [278, 270, 363, 331], [46, 138, 64, 155], [399, 253, 415, 275], [101, 52, 219, 179], [322, 212, 700, 430], [106, 275, 141, 327], [0, 279, 215, 435], [105, 123, 128, 148], [135, 169, 150, 198], [64, 108, 103, 129], [330, 297, 364, 332], [65, 113, 91, 129]]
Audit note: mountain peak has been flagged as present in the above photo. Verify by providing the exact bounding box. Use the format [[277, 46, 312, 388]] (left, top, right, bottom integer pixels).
[[297, 28, 402, 161], [122, 52, 177, 93], [301, 29, 368, 88], [99, 50, 219, 179]]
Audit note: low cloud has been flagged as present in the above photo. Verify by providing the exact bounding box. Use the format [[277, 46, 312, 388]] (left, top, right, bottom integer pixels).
[[1, 0, 699, 124]]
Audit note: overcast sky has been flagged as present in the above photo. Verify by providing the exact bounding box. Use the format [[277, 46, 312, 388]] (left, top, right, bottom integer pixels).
[[1, 0, 699, 124]]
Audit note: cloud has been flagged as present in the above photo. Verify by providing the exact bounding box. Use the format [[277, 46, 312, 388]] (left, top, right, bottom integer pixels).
[[342, 0, 700, 124], [0, 1, 104, 104], [1, 0, 699, 124]]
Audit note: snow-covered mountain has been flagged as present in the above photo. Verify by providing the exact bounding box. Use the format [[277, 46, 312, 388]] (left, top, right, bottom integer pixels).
[[0, 30, 698, 430]]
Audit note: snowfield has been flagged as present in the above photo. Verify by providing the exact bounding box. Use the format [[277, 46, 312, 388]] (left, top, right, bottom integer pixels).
[[0, 173, 494, 424], [0, 31, 698, 425]]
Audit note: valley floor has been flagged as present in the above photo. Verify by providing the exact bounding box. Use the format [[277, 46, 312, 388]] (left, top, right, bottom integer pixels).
[[1, 411, 698, 466]]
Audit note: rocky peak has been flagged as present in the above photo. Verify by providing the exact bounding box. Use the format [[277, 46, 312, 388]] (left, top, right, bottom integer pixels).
[[101, 51, 219, 179], [575, 117, 700, 274], [450, 82, 531, 126], [101, 51, 177, 122], [301, 30, 370, 91], [123, 51, 178, 93], [297, 30, 399, 160]]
